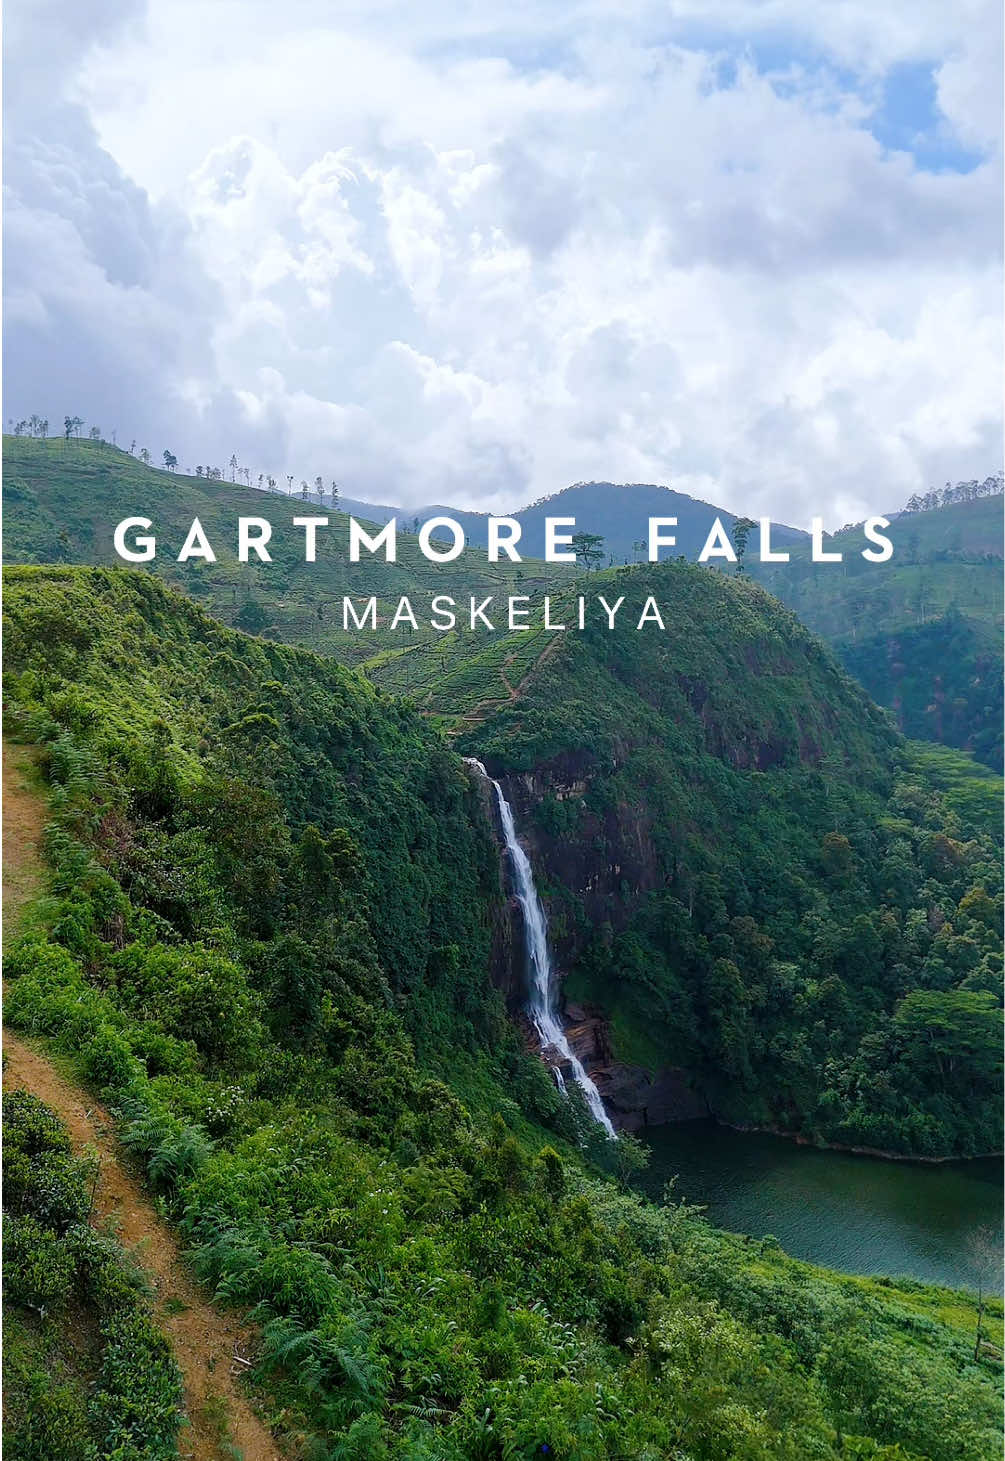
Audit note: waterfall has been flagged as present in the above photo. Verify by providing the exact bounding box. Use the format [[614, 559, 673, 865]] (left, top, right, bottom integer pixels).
[[466, 759, 616, 1138]]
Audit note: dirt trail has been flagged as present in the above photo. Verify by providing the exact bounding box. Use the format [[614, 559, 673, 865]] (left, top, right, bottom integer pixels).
[[3, 742, 283, 1461], [3, 743, 46, 927], [453, 634, 565, 734]]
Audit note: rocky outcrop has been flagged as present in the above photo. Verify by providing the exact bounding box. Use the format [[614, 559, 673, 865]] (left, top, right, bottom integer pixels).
[[493, 756, 661, 944], [563, 1002, 708, 1131], [476, 756, 708, 1127]]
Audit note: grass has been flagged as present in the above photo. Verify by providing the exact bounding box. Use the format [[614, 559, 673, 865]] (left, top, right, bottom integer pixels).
[[3, 434, 578, 666]]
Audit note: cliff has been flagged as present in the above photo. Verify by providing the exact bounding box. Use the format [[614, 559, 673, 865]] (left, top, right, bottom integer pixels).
[[462, 559, 1003, 1158]]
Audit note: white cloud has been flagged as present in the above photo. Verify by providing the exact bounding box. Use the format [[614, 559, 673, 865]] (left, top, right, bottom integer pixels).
[[4, 0, 1001, 525]]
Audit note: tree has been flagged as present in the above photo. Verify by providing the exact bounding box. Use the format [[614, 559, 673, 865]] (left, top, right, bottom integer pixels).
[[229, 453, 238, 482], [732, 517, 755, 573], [966, 1225, 1003, 1360], [140, 447, 151, 465], [89, 425, 102, 442], [267, 475, 276, 492], [331, 480, 340, 510], [286, 475, 294, 494], [64, 415, 83, 440], [300, 480, 309, 500], [571, 531, 605, 571], [314, 475, 324, 500], [893, 988, 1002, 1090], [129, 439, 136, 454], [234, 599, 268, 633], [163, 450, 177, 471]]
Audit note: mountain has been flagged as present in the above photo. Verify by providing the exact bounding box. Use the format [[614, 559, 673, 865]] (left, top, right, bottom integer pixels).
[[754, 494, 1004, 768], [340, 478, 809, 563], [4, 564, 1001, 1460], [430, 559, 1003, 1155], [5, 433, 1002, 766]]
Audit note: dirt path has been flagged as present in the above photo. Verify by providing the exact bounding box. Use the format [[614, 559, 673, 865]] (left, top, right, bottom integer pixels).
[[454, 634, 565, 734], [3, 743, 46, 928], [2, 741, 283, 1461]]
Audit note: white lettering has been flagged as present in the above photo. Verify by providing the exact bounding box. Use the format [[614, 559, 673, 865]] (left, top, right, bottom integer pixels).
[[293, 516, 328, 562], [420, 517, 464, 562], [239, 517, 273, 563], [177, 517, 216, 563], [114, 517, 155, 562], [343, 596, 378, 630], [862, 516, 894, 563], [648, 517, 678, 560], [698, 517, 736, 563], [546, 517, 576, 562], [488, 517, 522, 562], [350, 518, 397, 562], [811, 517, 842, 562]]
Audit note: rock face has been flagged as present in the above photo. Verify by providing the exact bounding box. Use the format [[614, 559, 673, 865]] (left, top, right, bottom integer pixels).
[[470, 769, 527, 1012], [495, 755, 662, 942], [477, 759, 704, 1130], [563, 1003, 708, 1132]]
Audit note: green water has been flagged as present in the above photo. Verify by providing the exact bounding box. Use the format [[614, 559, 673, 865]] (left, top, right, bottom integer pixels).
[[638, 1120, 1003, 1291]]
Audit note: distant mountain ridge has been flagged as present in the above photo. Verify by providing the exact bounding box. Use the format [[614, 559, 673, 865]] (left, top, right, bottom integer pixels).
[[5, 433, 1002, 765], [336, 480, 809, 562]]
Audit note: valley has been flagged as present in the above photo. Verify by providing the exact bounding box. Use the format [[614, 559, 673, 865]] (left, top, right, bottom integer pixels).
[[7, 435, 1002, 771], [2, 443, 1003, 1459]]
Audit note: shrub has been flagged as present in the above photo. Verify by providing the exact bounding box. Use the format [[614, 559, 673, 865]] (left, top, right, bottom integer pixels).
[[89, 1309, 183, 1461], [2, 1215, 77, 1310], [109, 942, 263, 1067], [3, 1088, 72, 1157], [80, 1023, 144, 1093]]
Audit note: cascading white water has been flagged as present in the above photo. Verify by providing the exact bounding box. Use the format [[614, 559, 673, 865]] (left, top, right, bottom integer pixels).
[[465, 759, 616, 1138]]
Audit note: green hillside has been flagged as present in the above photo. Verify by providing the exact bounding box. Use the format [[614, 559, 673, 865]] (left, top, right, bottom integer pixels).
[[754, 494, 1003, 640], [8, 435, 1001, 769], [2, 435, 575, 664], [754, 496, 1004, 767], [449, 559, 1003, 1157], [4, 565, 1002, 1460]]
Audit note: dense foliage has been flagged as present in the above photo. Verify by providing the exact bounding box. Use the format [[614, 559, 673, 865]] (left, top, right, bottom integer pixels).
[[463, 561, 1004, 1158], [2, 1089, 183, 1461], [7, 434, 1002, 771], [840, 611, 1002, 770], [752, 494, 1004, 769], [3, 565, 1002, 1459]]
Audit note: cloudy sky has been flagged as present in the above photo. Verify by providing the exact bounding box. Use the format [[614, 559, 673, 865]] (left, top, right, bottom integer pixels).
[[4, 0, 1002, 524]]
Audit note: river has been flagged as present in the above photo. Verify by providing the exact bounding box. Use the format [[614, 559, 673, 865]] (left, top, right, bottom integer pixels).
[[637, 1119, 1003, 1291]]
